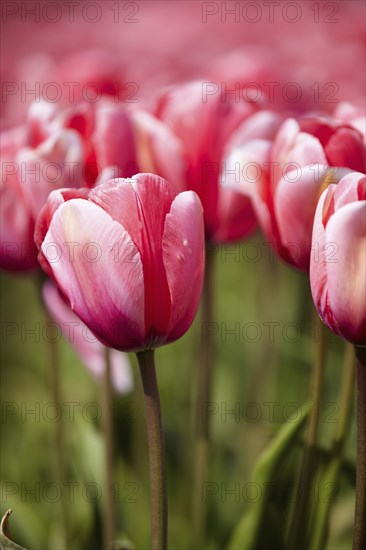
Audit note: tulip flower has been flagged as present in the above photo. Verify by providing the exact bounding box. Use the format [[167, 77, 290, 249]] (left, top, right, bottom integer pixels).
[[310, 172, 366, 550], [155, 80, 270, 243], [225, 113, 365, 270], [1, 98, 184, 272], [0, 125, 85, 271], [35, 173, 205, 549], [310, 172, 366, 345], [43, 281, 133, 393], [155, 81, 282, 545], [35, 174, 204, 351]]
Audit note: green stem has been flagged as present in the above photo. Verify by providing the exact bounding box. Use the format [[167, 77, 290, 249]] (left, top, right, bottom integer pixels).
[[35, 277, 67, 548], [353, 346, 366, 550], [310, 342, 355, 550], [102, 348, 115, 550], [288, 312, 327, 548], [192, 248, 214, 548], [137, 350, 167, 550]]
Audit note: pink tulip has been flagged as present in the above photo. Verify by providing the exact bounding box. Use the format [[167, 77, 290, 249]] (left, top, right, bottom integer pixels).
[[43, 281, 133, 393], [35, 174, 205, 352], [310, 172, 366, 345], [1, 99, 184, 272], [155, 80, 271, 243], [27, 99, 185, 188], [225, 113, 365, 270], [0, 121, 86, 271]]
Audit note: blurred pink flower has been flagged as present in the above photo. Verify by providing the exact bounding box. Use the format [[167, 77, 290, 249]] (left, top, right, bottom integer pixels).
[[2, 2, 364, 128], [225, 113, 365, 270], [310, 173, 366, 345], [155, 81, 282, 243], [43, 281, 133, 393], [1, 99, 184, 271], [0, 122, 85, 271]]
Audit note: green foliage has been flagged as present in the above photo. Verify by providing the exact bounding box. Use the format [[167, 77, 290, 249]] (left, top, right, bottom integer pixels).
[[0, 235, 355, 549]]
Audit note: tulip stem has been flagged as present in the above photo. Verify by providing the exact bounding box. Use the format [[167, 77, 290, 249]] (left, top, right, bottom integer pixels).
[[353, 346, 366, 550], [137, 350, 167, 550], [102, 347, 115, 550], [192, 248, 214, 548], [310, 342, 355, 550], [36, 278, 68, 548], [46, 316, 68, 549], [288, 312, 327, 549]]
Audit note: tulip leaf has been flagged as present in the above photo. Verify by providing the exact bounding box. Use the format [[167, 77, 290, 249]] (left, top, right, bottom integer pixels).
[[227, 403, 311, 550], [0, 510, 28, 550]]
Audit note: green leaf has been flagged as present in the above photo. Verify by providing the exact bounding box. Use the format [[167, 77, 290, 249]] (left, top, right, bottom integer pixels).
[[227, 403, 311, 550], [0, 510, 28, 550]]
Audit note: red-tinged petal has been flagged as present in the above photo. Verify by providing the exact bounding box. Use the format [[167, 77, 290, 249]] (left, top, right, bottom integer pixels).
[[211, 189, 257, 244], [90, 175, 175, 258], [163, 191, 205, 343], [299, 117, 336, 147], [325, 127, 366, 172], [132, 110, 186, 192], [326, 202, 366, 344], [275, 166, 348, 270], [92, 102, 137, 177], [130, 174, 177, 339], [88, 178, 142, 245], [90, 174, 177, 340], [42, 199, 145, 351], [43, 281, 133, 393]]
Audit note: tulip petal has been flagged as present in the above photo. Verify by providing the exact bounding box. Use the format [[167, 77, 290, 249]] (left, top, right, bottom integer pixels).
[[163, 191, 205, 342], [332, 172, 366, 209], [0, 172, 38, 271], [17, 129, 84, 219], [272, 119, 327, 187], [325, 127, 366, 172], [35, 188, 91, 279], [130, 174, 176, 338], [93, 102, 137, 177], [156, 81, 254, 238], [326, 202, 366, 343], [42, 199, 145, 351], [310, 186, 334, 325], [227, 111, 282, 151], [43, 281, 133, 393], [132, 110, 186, 192], [275, 165, 348, 270], [212, 188, 257, 243]]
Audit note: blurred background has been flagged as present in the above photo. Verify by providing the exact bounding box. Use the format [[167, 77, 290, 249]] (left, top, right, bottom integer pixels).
[[1, 1, 365, 549]]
